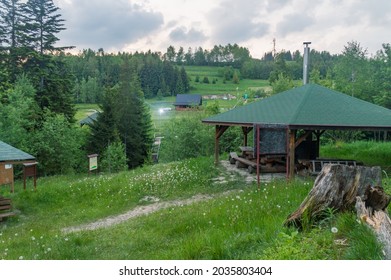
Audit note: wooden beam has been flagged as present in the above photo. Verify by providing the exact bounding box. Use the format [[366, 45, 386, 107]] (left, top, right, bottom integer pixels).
[[288, 129, 296, 180], [242, 126, 253, 146], [214, 125, 229, 165], [314, 130, 326, 138], [295, 130, 312, 148]]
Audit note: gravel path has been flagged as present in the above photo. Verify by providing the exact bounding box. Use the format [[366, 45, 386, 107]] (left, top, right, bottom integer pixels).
[[62, 160, 284, 234]]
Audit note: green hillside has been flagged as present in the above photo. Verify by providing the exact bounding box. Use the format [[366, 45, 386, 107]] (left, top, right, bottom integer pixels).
[[184, 66, 271, 96], [0, 151, 387, 260]]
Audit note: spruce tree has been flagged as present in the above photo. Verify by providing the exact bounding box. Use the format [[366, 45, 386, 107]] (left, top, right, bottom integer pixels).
[[88, 88, 118, 155], [0, 0, 23, 83], [19, 0, 75, 121], [115, 60, 153, 168], [20, 0, 66, 54]]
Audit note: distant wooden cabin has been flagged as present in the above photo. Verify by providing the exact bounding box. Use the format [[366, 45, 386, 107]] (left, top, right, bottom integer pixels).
[[79, 111, 99, 127], [174, 94, 202, 111]]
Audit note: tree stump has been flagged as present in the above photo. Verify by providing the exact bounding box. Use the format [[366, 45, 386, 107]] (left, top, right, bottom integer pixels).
[[356, 196, 391, 259], [284, 164, 383, 227]]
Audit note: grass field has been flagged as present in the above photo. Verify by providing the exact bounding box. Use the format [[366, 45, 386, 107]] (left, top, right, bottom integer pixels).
[[184, 66, 271, 96], [74, 103, 100, 122], [0, 153, 381, 260], [1, 145, 389, 259]]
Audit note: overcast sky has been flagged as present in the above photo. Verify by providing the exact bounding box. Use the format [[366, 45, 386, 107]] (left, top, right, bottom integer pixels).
[[54, 0, 391, 58]]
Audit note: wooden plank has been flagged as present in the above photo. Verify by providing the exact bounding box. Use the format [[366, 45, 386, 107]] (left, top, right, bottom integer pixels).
[[0, 199, 12, 205], [0, 212, 15, 220], [0, 205, 12, 211], [235, 156, 257, 168]]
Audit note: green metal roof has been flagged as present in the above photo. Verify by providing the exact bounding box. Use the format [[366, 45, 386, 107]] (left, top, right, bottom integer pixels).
[[80, 111, 99, 126], [0, 141, 35, 162], [203, 84, 391, 130]]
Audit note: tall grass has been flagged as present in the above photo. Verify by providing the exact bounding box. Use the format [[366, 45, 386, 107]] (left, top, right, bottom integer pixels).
[[1, 153, 385, 259], [320, 140, 391, 173]]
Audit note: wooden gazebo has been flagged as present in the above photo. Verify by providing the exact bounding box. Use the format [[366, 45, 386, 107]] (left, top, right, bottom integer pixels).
[[202, 84, 391, 179], [0, 141, 36, 192]]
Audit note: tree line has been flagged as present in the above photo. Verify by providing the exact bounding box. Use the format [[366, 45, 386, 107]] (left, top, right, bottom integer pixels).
[[163, 42, 391, 109], [0, 0, 159, 175], [2, 0, 391, 176], [66, 49, 190, 103]]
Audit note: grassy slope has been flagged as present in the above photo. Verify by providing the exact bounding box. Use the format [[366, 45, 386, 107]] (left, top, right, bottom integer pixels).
[[184, 65, 270, 96], [0, 152, 387, 260], [321, 141, 391, 174]]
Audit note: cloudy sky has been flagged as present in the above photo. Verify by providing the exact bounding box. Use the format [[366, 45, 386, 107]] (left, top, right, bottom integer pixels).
[[54, 0, 391, 58]]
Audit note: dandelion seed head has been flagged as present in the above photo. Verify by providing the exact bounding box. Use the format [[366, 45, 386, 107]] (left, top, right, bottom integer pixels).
[[331, 227, 338, 233]]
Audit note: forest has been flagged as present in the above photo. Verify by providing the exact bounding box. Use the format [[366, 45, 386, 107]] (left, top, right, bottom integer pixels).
[[1, 0, 391, 177]]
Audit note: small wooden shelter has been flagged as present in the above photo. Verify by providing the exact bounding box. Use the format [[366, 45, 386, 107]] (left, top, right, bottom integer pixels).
[[174, 94, 202, 110], [202, 84, 391, 179], [0, 141, 36, 192], [79, 111, 99, 127]]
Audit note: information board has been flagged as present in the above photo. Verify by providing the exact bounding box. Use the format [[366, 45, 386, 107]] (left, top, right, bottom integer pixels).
[[88, 154, 98, 171], [253, 124, 287, 156]]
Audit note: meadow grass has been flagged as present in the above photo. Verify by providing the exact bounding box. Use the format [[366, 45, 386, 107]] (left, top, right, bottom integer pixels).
[[320, 140, 391, 174], [184, 65, 270, 95], [74, 103, 100, 122], [0, 152, 386, 260]]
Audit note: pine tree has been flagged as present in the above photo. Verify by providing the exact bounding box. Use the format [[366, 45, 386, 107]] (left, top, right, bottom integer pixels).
[[88, 88, 118, 155], [180, 66, 189, 92], [115, 60, 153, 168], [19, 0, 75, 121], [0, 0, 23, 83], [20, 0, 66, 54]]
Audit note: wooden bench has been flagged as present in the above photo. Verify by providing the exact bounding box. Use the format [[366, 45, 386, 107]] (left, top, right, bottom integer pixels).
[[0, 196, 15, 221], [310, 159, 357, 175], [229, 152, 239, 164]]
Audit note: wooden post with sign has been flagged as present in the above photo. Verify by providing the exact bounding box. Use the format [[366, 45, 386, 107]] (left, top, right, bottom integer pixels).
[[23, 162, 38, 190], [0, 163, 14, 193], [88, 154, 98, 175]]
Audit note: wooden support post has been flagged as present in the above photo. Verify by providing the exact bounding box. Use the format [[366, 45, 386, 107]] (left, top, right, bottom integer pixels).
[[242, 127, 253, 147], [314, 130, 325, 158], [215, 125, 229, 165], [256, 125, 260, 189], [288, 129, 296, 180], [215, 126, 220, 165]]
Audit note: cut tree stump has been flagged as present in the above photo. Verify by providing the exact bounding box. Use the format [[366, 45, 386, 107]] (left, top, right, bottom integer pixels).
[[356, 196, 391, 259], [284, 164, 383, 227], [285, 164, 391, 259]]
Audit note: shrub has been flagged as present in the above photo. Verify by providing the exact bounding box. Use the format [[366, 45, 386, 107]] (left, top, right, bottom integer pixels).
[[100, 141, 127, 173]]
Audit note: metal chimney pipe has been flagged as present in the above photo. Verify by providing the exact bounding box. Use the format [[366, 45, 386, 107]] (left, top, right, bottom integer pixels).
[[303, 42, 311, 85]]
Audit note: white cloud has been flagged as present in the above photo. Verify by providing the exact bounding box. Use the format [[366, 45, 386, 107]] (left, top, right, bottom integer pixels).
[[169, 26, 208, 43], [54, 0, 391, 58], [56, 0, 163, 50]]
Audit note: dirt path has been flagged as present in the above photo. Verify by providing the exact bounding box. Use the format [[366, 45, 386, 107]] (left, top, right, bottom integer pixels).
[[62, 160, 284, 234], [62, 192, 233, 234]]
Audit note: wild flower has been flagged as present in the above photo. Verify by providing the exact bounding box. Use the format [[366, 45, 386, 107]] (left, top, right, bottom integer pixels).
[[331, 227, 338, 233]]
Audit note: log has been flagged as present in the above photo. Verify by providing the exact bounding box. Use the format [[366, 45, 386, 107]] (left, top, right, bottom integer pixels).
[[356, 196, 391, 259], [285, 164, 382, 227]]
